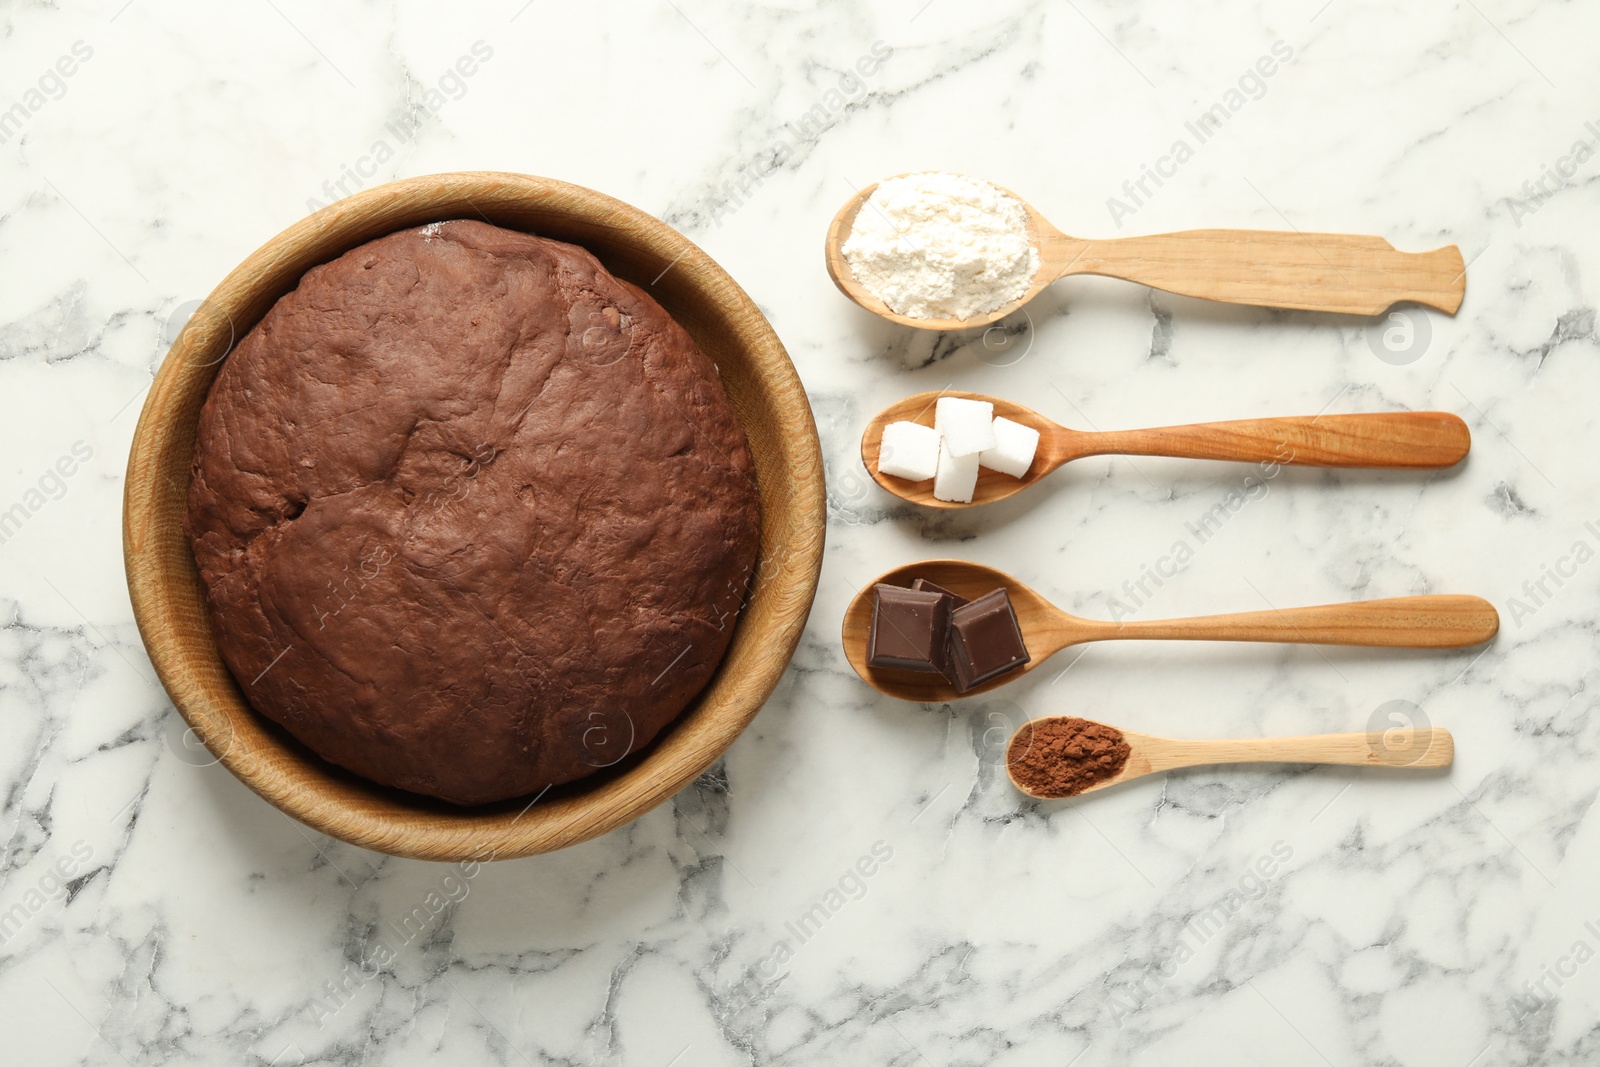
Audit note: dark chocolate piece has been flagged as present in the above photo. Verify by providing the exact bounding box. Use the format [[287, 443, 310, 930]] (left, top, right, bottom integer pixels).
[[912, 578, 969, 606], [947, 588, 1030, 692], [868, 584, 954, 673]]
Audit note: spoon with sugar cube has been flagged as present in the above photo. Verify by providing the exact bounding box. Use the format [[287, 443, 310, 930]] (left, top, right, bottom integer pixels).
[[862, 391, 1471, 509], [825, 172, 1467, 330]]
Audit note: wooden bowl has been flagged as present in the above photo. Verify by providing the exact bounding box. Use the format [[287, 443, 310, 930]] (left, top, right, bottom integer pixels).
[[123, 172, 825, 861]]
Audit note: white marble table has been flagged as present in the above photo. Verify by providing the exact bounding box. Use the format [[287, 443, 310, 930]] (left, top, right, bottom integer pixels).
[[3, 1, 1597, 1063]]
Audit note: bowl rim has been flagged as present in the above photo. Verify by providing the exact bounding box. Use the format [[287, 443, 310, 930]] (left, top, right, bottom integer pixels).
[[123, 171, 824, 860]]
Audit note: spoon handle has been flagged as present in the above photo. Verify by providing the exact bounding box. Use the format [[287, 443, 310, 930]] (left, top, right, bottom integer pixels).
[[1078, 595, 1498, 648], [1145, 729, 1454, 772], [1051, 230, 1464, 315], [1066, 412, 1469, 469]]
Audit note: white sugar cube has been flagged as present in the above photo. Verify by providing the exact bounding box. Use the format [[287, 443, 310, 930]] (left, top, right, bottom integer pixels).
[[877, 421, 941, 482], [935, 397, 996, 457], [933, 438, 980, 502], [979, 416, 1040, 478]]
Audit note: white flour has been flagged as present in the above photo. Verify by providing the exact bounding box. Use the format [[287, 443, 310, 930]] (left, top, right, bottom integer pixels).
[[840, 172, 1040, 321]]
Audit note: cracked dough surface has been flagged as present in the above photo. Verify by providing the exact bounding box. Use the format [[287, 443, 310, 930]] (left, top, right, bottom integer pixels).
[[184, 220, 761, 805]]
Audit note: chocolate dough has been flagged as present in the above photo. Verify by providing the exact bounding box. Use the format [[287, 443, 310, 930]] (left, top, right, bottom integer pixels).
[[185, 220, 761, 805]]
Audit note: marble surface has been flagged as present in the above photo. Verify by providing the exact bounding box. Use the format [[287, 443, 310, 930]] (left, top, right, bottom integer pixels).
[[2, 0, 1598, 1063]]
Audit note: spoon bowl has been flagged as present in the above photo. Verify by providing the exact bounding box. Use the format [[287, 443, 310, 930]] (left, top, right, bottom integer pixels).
[[842, 561, 1060, 701], [1006, 716, 1455, 799], [861, 392, 1049, 508], [826, 173, 1467, 329], [861, 391, 1471, 509], [825, 176, 1050, 330], [842, 560, 1499, 701]]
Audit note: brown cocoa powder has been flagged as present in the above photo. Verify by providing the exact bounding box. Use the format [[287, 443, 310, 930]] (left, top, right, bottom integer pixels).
[[1007, 717, 1131, 798]]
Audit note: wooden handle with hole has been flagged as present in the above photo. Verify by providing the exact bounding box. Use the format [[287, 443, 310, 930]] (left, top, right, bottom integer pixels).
[[1068, 412, 1470, 469], [1052, 230, 1465, 315], [1080, 595, 1498, 648]]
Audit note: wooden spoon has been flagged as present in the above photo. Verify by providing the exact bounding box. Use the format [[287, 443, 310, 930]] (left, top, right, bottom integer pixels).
[[863, 391, 1471, 508], [825, 174, 1466, 329], [1005, 716, 1454, 799], [842, 560, 1499, 701]]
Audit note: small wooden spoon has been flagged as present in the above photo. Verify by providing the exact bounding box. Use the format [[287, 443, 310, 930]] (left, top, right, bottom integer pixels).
[[1006, 716, 1454, 799], [863, 391, 1471, 508], [842, 560, 1498, 701], [825, 174, 1466, 329]]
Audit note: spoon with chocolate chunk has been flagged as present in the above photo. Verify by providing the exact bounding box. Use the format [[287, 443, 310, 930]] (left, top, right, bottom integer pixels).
[[1006, 715, 1454, 799], [862, 391, 1472, 509], [841, 560, 1499, 702]]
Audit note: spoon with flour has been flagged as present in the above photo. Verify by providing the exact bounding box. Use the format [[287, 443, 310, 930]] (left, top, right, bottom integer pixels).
[[1005, 715, 1454, 799], [824, 172, 1467, 329]]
